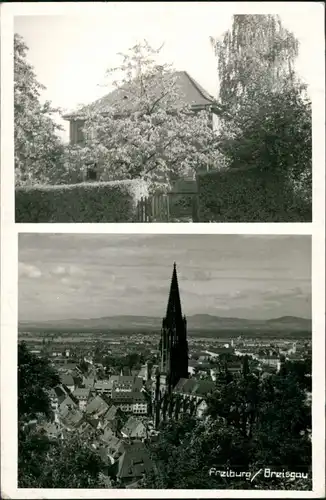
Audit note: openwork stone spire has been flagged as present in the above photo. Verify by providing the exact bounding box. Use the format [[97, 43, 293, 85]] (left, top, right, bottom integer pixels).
[[165, 262, 183, 322], [160, 263, 188, 393]]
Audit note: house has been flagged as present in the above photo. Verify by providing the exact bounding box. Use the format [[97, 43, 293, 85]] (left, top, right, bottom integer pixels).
[[60, 373, 75, 393], [61, 408, 84, 431], [76, 418, 100, 439], [94, 379, 115, 397], [103, 404, 124, 423], [59, 394, 78, 417], [99, 426, 115, 445], [109, 441, 154, 487], [63, 71, 221, 181], [48, 385, 68, 413], [82, 376, 95, 389], [72, 388, 91, 411], [137, 364, 149, 381], [113, 375, 143, 393], [111, 390, 148, 415], [259, 355, 281, 372], [223, 361, 243, 376], [56, 362, 78, 373], [85, 394, 110, 419], [99, 436, 126, 465], [120, 417, 147, 440]]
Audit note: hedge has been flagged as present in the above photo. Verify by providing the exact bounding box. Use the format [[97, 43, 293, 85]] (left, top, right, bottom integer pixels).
[[197, 167, 312, 222], [15, 179, 149, 222]]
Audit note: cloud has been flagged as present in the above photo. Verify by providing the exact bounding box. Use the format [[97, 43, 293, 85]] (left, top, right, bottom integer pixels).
[[52, 265, 66, 275], [19, 262, 42, 279], [51, 264, 84, 277], [18, 234, 311, 321]]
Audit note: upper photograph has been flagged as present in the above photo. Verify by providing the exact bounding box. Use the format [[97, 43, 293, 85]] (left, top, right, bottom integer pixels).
[[14, 8, 313, 223]]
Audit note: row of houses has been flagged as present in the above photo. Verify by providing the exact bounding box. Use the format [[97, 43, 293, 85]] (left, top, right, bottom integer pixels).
[[41, 388, 154, 487]]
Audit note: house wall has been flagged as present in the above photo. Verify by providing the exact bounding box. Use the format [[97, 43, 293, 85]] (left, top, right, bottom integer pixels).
[[70, 120, 85, 145], [132, 403, 148, 415]]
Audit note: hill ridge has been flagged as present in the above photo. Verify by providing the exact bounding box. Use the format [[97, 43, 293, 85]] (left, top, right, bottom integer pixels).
[[18, 314, 311, 332]]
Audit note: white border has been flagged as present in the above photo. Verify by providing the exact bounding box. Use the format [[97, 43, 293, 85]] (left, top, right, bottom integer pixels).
[[1, 2, 325, 499]]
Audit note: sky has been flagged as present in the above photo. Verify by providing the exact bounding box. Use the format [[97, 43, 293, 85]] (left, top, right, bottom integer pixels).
[[14, 3, 323, 142], [18, 234, 311, 322]]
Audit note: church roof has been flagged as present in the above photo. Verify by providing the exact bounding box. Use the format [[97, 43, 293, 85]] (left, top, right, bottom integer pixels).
[[173, 378, 215, 397]]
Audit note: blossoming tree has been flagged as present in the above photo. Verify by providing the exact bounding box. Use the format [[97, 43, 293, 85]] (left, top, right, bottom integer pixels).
[[65, 41, 224, 192]]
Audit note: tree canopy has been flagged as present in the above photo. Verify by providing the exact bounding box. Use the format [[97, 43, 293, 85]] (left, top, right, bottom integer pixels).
[[66, 41, 224, 192], [14, 34, 65, 186], [18, 342, 60, 422], [210, 14, 312, 203], [144, 358, 312, 490], [18, 343, 105, 488]]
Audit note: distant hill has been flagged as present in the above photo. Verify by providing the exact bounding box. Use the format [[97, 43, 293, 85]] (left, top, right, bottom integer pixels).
[[18, 314, 311, 333]]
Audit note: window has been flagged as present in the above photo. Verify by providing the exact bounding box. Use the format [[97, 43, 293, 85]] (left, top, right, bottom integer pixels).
[[76, 121, 85, 144]]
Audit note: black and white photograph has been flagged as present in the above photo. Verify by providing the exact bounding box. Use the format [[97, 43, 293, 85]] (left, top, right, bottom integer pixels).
[[13, 5, 315, 222], [0, 2, 325, 499], [17, 234, 312, 490]]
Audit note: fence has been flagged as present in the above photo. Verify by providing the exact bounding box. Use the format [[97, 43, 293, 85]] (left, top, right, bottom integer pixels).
[[136, 191, 199, 222], [136, 194, 169, 222]]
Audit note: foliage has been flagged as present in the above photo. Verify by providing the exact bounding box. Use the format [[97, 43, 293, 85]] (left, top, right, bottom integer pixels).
[[145, 359, 311, 490], [197, 167, 311, 222], [19, 429, 105, 488], [66, 41, 223, 192], [210, 14, 312, 204], [103, 352, 146, 374], [18, 342, 60, 422], [211, 15, 299, 113], [18, 344, 105, 488], [14, 34, 65, 186], [15, 179, 148, 222]]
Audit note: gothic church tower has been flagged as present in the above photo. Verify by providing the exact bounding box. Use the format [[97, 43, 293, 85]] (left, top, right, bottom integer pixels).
[[159, 263, 188, 395]]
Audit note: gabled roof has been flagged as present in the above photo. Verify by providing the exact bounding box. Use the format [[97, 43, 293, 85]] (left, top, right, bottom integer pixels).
[[121, 417, 145, 438], [112, 390, 146, 404], [48, 385, 66, 402], [61, 408, 84, 428], [73, 387, 91, 399], [59, 395, 78, 414], [64, 71, 215, 120], [85, 395, 110, 416], [83, 377, 95, 388], [116, 442, 153, 480], [60, 373, 74, 386], [94, 379, 114, 390], [104, 404, 120, 421]]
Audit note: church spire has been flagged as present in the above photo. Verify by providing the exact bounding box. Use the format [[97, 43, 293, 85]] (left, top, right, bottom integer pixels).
[[160, 263, 188, 395], [165, 262, 183, 321]]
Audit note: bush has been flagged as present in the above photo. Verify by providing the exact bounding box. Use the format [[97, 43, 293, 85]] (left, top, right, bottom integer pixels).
[[15, 179, 149, 222], [197, 167, 312, 222]]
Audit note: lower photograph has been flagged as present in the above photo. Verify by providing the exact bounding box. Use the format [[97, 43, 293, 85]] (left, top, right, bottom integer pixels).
[[18, 233, 312, 491]]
